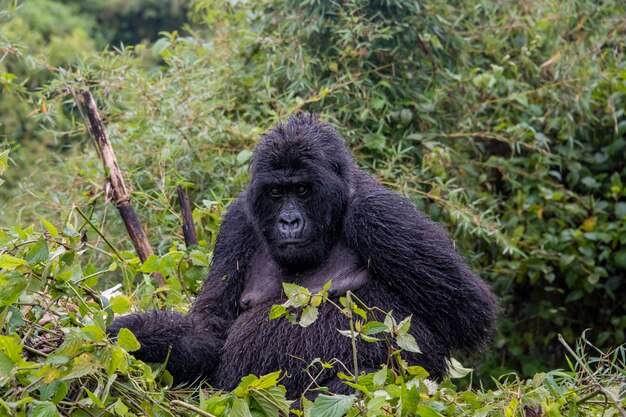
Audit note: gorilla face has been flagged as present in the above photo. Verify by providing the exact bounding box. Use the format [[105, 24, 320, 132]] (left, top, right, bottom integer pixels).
[[247, 164, 348, 272], [246, 114, 355, 272]]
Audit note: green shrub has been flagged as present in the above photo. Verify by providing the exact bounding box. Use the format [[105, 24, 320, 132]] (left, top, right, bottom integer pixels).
[[1, 0, 625, 385]]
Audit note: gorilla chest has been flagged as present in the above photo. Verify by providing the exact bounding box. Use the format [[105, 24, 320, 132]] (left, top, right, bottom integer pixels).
[[238, 243, 369, 310]]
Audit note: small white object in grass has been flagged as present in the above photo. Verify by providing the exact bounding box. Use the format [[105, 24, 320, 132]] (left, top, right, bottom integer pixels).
[[101, 284, 123, 300]]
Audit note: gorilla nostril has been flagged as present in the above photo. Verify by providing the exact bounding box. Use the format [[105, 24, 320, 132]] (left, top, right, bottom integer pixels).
[[279, 215, 303, 232]]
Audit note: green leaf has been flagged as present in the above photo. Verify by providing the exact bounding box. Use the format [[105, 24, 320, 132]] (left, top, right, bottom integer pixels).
[[615, 249, 626, 269], [373, 367, 388, 386], [236, 149, 253, 165], [250, 385, 290, 417], [113, 399, 129, 416], [188, 250, 209, 266], [0, 149, 8, 175], [361, 321, 388, 335], [231, 398, 252, 417], [396, 333, 421, 353], [400, 384, 419, 414], [309, 394, 357, 417], [0, 254, 28, 270], [37, 216, 59, 238], [109, 295, 132, 315], [62, 225, 79, 238], [250, 371, 281, 390], [269, 305, 287, 320], [0, 352, 13, 376], [117, 328, 141, 352], [616, 202, 626, 220], [25, 239, 49, 265], [359, 334, 381, 342], [447, 357, 473, 379], [138, 255, 161, 273], [417, 405, 443, 417], [0, 273, 27, 306], [299, 306, 319, 327], [61, 353, 99, 380], [85, 388, 104, 408], [396, 316, 412, 334], [31, 400, 59, 417]]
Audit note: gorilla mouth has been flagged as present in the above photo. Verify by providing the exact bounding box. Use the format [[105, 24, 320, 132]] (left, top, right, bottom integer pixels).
[[279, 239, 308, 247]]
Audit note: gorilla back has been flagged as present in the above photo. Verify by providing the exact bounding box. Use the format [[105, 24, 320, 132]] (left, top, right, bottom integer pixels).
[[107, 113, 498, 397]]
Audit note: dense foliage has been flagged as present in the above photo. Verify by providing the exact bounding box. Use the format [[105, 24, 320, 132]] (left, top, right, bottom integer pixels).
[[1, 0, 626, 415]]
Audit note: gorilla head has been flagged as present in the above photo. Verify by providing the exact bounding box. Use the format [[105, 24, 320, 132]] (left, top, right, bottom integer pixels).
[[246, 113, 355, 272]]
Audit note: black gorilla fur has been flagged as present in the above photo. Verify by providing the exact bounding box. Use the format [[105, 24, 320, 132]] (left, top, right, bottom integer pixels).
[[108, 114, 498, 397]]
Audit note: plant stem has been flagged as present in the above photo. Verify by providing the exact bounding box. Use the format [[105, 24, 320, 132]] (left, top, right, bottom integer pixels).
[[346, 291, 359, 385], [558, 334, 626, 417], [170, 400, 217, 417]]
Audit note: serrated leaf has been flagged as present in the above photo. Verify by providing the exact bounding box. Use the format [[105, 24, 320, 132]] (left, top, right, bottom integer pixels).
[[37, 216, 59, 238], [310, 394, 357, 417], [251, 385, 290, 417], [373, 367, 388, 386], [250, 371, 281, 390], [109, 295, 132, 315], [283, 282, 308, 298], [31, 400, 59, 417], [0, 335, 22, 363], [396, 316, 412, 334], [0, 254, 27, 270], [138, 255, 161, 273], [61, 353, 99, 380], [188, 250, 209, 266], [231, 398, 252, 417], [299, 306, 319, 327], [269, 304, 287, 320], [405, 366, 429, 378], [0, 352, 13, 376], [25, 239, 49, 265], [0, 272, 27, 306], [117, 328, 141, 352], [417, 404, 443, 417], [361, 321, 388, 335], [397, 333, 421, 353], [401, 384, 419, 414]]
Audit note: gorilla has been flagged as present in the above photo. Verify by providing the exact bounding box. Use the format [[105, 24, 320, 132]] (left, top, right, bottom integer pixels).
[[108, 113, 498, 397]]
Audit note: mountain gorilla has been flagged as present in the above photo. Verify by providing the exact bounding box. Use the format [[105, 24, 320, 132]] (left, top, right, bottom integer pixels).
[[108, 114, 498, 397]]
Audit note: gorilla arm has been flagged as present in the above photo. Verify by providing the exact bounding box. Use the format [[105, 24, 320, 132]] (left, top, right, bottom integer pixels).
[[345, 181, 498, 355], [107, 197, 256, 383]]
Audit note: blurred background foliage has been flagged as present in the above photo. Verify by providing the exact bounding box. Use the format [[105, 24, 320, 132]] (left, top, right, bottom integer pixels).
[[1, 0, 625, 383]]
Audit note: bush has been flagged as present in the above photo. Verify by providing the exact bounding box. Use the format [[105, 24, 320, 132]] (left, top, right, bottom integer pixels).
[[1, 0, 625, 388]]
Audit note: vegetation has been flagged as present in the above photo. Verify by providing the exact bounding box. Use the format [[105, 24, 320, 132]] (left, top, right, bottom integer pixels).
[[1, 0, 625, 415]]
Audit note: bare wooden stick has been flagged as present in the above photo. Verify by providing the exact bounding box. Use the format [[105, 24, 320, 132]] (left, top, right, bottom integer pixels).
[[79, 90, 165, 286], [176, 185, 199, 247]]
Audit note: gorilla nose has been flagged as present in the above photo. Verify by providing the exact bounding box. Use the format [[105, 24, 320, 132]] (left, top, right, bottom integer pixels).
[[278, 213, 304, 235], [240, 298, 251, 310]]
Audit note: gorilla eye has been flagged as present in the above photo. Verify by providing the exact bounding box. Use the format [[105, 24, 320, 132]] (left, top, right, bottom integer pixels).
[[294, 184, 309, 197], [268, 187, 282, 198]]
